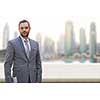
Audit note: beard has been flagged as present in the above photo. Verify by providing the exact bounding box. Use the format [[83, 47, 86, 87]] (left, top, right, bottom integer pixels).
[[21, 32, 29, 38]]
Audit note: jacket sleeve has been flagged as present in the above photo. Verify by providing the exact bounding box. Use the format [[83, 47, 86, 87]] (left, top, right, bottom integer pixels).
[[4, 41, 15, 83], [36, 43, 42, 83]]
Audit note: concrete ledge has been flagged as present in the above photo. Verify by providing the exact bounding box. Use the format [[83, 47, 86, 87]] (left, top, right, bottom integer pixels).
[[1, 62, 100, 83], [42, 78, 100, 83], [1, 78, 100, 83]]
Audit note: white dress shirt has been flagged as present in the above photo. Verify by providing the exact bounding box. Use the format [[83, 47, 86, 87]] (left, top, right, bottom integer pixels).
[[20, 36, 31, 52]]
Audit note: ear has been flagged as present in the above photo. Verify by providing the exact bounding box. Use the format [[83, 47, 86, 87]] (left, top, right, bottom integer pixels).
[[29, 27, 31, 30], [18, 27, 20, 31], [18, 26, 20, 30]]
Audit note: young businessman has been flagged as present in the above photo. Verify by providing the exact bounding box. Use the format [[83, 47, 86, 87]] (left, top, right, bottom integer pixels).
[[4, 20, 42, 83]]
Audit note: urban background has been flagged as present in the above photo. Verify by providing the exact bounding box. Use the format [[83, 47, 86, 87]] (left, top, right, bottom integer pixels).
[[0, 20, 100, 63]]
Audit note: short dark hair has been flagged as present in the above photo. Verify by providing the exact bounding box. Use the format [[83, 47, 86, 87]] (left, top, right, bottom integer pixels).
[[19, 19, 30, 27]]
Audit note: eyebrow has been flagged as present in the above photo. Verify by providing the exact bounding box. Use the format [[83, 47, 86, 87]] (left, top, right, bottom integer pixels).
[[20, 27, 29, 29]]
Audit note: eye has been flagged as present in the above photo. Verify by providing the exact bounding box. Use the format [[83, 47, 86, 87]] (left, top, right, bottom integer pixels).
[[21, 27, 24, 29], [20, 27, 29, 30]]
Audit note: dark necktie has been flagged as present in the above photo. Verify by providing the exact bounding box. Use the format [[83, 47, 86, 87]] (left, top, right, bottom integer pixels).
[[24, 40, 30, 58]]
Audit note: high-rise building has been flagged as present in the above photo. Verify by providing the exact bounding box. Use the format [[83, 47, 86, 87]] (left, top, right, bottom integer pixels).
[[89, 22, 97, 61], [57, 34, 65, 56], [36, 32, 42, 53], [65, 21, 74, 56], [72, 31, 77, 54], [43, 36, 55, 60], [79, 28, 87, 53], [2, 23, 10, 49], [14, 31, 18, 38], [35, 32, 43, 60]]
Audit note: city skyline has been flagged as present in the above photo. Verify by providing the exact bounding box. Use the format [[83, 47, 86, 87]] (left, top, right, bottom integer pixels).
[[0, 18, 100, 63], [0, 0, 100, 49], [1, 18, 100, 50]]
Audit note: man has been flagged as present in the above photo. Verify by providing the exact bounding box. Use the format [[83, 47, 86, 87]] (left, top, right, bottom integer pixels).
[[4, 20, 42, 83]]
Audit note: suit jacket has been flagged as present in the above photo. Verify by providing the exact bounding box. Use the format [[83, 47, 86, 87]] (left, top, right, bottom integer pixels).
[[4, 36, 42, 83]]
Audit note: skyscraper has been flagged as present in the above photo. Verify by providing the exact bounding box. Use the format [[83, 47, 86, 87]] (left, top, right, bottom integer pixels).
[[2, 23, 9, 49], [80, 28, 87, 53], [89, 22, 97, 62], [36, 32, 42, 54], [65, 21, 74, 56], [43, 36, 55, 60], [14, 31, 18, 38], [57, 34, 65, 56]]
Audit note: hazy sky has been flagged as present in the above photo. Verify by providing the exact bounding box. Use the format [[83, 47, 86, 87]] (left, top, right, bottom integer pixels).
[[0, 0, 100, 49]]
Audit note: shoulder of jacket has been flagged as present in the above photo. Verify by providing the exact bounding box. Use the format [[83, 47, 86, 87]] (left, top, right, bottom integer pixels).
[[30, 39, 38, 44], [8, 37, 19, 44]]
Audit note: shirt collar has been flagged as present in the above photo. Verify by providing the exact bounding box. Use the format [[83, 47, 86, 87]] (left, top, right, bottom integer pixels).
[[20, 36, 30, 42]]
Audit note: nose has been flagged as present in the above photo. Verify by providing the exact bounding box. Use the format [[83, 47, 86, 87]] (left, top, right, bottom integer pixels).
[[23, 28, 25, 30], [23, 28, 26, 31]]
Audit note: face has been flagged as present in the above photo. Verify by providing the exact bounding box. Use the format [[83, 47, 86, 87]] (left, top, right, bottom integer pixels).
[[19, 22, 31, 38]]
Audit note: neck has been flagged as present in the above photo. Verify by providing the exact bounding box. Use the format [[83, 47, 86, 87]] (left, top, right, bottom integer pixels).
[[20, 35, 29, 40], [24, 37, 28, 40], [21, 36, 28, 40]]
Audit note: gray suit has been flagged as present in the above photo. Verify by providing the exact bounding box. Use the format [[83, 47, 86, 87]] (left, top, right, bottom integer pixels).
[[4, 36, 42, 83]]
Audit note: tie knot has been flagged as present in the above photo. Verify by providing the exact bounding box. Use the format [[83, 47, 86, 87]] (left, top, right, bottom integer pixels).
[[24, 40, 28, 43]]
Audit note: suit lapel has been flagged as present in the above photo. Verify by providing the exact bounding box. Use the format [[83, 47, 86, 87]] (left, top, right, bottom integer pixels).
[[29, 39, 38, 61]]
